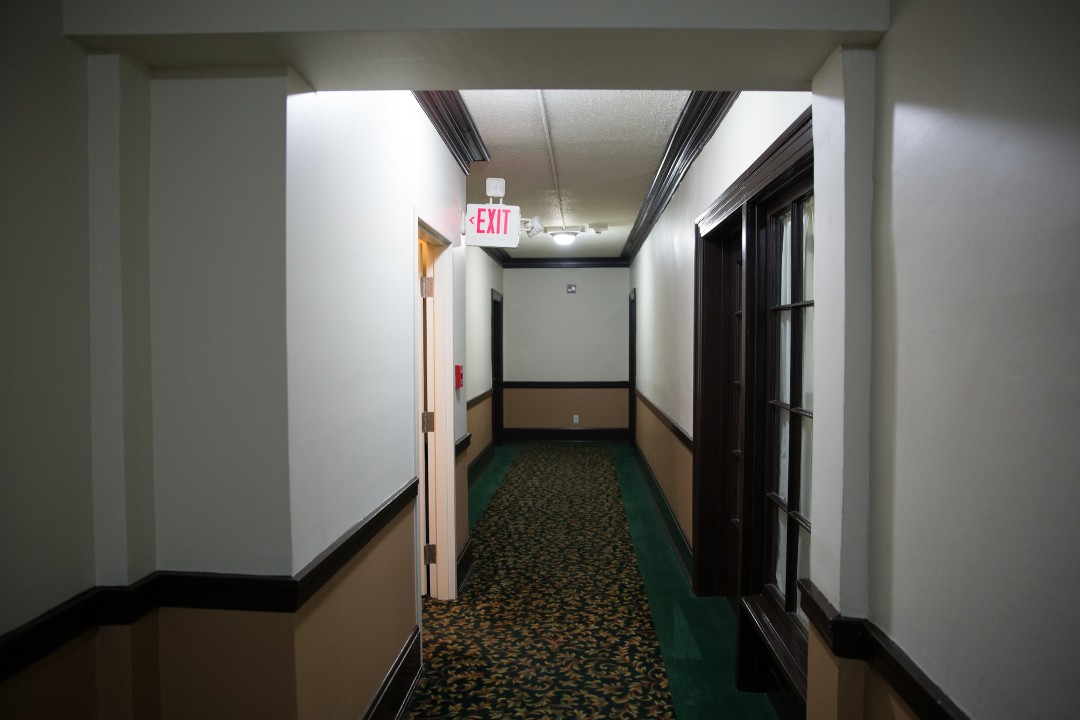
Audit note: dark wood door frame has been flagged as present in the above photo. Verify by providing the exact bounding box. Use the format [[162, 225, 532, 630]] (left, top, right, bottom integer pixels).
[[629, 289, 637, 447], [491, 289, 504, 445], [692, 214, 745, 598]]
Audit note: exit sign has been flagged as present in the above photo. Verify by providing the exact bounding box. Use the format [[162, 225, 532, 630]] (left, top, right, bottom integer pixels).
[[463, 203, 520, 248]]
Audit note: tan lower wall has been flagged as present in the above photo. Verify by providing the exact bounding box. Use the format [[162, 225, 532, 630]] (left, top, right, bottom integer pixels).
[[635, 395, 693, 546], [294, 499, 417, 720], [466, 395, 492, 468], [0, 629, 97, 720], [504, 387, 628, 428], [807, 623, 919, 720], [863, 662, 919, 720], [157, 607, 296, 720], [0, 499, 418, 720]]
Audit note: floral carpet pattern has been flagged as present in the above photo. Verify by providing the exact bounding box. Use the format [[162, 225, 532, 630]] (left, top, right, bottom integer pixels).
[[406, 444, 676, 719]]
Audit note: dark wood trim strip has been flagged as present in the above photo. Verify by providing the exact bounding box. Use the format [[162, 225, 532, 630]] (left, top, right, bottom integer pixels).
[[741, 594, 808, 702], [467, 388, 493, 409], [798, 579, 973, 720], [412, 91, 489, 175], [0, 588, 101, 682], [636, 390, 693, 451], [0, 478, 419, 683], [456, 537, 476, 594], [501, 257, 630, 269], [468, 442, 495, 487], [483, 247, 511, 266], [696, 108, 813, 237], [294, 478, 419, 606], [622, 91, 740, 262], [797, 579, 868, 659], [501, 428, 629, 443], [363, 625, 423, 720], [455, 433, 472, 458], [634, 450, 693, 585], [503, 380, 629, 390]]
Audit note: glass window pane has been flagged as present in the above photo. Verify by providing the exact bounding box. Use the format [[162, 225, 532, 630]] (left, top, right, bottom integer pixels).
[[776, 411, 790, 502], [778, 208, 792, 305], [795, 526, 811, 626], [778, 310, 791, 403], [799, 419, 812, 518], [802, 194, 815, 301], [801, 306, 814, 411], [772, 508, 788, 595]]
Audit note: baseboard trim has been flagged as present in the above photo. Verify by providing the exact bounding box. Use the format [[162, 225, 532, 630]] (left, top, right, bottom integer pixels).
[[457, 537, 476, 594], [0, 478, 419, 683], [502, 428, 629, 443], [798, 579, 972, 720], [363, 625, 423, 720], [633, 450, 693, 586], [468, 442, 495, 487]]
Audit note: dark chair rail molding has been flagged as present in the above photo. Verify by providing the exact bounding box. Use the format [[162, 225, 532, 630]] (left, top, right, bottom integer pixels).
[[0, 478, 419, 684], [503, 380, 630, 390], [636, 390, 694, 452], [466, 388, 493, 409], [798, 579, 973, 720], [455, 432, 472, 457]]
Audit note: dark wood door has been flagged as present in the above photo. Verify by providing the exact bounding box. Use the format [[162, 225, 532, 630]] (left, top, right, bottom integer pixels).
[[491, 289, 504, 445], [693, 216, 745, 597]]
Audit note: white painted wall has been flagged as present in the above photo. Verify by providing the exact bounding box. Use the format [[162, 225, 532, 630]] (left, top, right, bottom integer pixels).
[[0, 0, 96, 634], [503, 268, 629, 382], [868, 0, 1080, 716], [452, 244, 468, 438], [631, 92, 812, 436], [808, 47, 875, 619], [464, 247, 503, 399], [285, 91, 465, 572], [150, 74, 293, 575], [88, 52, 156, 586]]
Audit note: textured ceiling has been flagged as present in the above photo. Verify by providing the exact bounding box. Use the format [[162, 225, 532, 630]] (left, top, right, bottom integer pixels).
[[461, 90, 690, 258]]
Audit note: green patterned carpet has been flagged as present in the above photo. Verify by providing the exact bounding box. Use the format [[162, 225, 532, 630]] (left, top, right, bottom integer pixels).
[[406, 444, 675, 719]]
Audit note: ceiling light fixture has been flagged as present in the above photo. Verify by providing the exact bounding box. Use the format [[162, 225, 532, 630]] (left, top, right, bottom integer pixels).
[[551, 230, 578, 245]]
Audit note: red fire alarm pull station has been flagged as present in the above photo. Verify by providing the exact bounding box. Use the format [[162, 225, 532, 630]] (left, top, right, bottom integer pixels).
[[455, 364, 464, 389]]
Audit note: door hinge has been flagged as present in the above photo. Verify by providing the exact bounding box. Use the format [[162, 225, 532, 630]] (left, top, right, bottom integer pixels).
[[421, 411, 435, 433], [420, 276, 435, 298], [423, 544, 437, 564]]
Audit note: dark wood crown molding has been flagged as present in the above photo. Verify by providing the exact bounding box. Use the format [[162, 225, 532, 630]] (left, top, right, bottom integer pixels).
[[696, 107, 813, 237], [501, 256, 630, 269], [621, 90, 739, 263], [413, 91, 490, 175]]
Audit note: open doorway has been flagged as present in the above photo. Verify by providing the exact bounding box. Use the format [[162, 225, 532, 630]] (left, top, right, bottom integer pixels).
[[416, 219, 458, 600]]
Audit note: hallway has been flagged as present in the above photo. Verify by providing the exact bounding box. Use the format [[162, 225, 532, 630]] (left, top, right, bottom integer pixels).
[[407, 444, 776, 719]]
